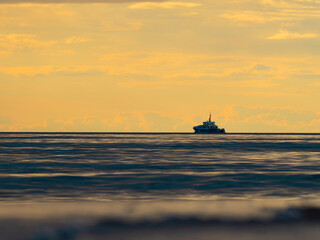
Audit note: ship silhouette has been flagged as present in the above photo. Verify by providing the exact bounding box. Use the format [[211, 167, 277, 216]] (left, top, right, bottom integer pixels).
[[193, 113, 226, 134]]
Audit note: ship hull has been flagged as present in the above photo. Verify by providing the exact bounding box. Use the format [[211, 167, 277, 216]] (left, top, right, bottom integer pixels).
[[194, 129, 226, 134]]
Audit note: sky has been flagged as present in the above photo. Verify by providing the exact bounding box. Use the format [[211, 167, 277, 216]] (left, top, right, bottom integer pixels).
[[0, 0, 320, 132]]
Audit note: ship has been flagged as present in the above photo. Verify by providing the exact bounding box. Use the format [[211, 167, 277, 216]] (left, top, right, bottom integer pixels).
[[193, 113, 226, 134]]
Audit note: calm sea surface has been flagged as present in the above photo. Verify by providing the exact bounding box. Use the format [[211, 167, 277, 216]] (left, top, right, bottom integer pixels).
[[1, 133, 320, 239]]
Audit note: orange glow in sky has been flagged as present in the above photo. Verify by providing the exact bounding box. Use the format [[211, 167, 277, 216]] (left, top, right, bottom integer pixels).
[[1, 0, 320, 132]]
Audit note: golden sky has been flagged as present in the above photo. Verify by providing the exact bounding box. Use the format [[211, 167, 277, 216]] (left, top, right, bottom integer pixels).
[[1, 0, 320, 132]]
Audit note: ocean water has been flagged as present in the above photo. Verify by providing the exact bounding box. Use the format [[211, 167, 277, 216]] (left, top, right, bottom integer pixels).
[[0, 133, 320, 240]]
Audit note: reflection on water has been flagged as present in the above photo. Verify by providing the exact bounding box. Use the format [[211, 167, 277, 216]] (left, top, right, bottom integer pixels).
[[0, 133, 320, 201], [0, 133, 320, 239]]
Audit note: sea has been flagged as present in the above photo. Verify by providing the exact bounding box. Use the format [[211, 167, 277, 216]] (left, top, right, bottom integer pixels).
[[0, 133, 320, 240]]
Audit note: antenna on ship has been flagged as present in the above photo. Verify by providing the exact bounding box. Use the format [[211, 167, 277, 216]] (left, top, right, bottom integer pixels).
[[209, 112, 211, 122]]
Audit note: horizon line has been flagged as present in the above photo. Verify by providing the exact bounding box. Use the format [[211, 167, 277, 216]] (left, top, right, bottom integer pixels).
[[0, 132, 319, 135]]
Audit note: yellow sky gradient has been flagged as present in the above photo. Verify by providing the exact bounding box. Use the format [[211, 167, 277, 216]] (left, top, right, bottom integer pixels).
[[1, 0, 320, 132]]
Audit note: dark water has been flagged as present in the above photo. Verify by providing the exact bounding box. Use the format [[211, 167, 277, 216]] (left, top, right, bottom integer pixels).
[[1, 133, 320, 240]]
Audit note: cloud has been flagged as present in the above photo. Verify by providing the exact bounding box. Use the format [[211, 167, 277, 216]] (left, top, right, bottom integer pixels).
[[180, 11, 198, 16], [221, 9, 320, 24], [0, 34, 56, 53], [129, 2, 202, 9], [267, 29, 318, 39], [117, 79, 278, 89], [64, 36, 88, 44], [227, 90, 305, 97], [221, 106, 320, 132], [0, 65, 97, 77], [221, 11, 287, 23], [4, 107, 320, 132], [261, 0, 320, 8], [310, 81, 320, 87], [0, 52, 295, 82], [6, 112, 191, 132], [0, 0, 161, 3], [221, 0, 320, 25], [97, 52, 278, 79]]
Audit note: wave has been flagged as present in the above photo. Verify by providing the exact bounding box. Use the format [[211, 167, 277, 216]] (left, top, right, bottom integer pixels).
[[27, 206, 320, 240]]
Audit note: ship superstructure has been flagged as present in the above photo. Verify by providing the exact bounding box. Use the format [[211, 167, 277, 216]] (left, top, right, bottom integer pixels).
[[193, 114, 226, 134]]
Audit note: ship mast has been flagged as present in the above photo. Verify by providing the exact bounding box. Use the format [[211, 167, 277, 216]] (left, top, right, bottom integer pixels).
[[209, 113, 211, 122]]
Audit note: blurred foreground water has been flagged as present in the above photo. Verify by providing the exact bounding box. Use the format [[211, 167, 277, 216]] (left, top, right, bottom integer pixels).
[[0, 133, 320, 240]]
